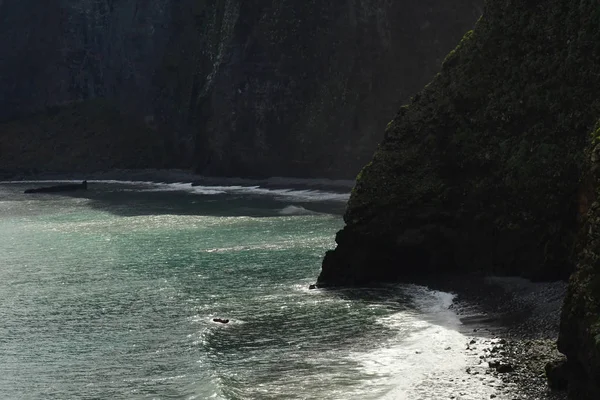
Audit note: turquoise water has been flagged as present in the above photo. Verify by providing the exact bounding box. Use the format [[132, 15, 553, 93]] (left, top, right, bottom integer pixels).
[[0, 181, 504, 400]]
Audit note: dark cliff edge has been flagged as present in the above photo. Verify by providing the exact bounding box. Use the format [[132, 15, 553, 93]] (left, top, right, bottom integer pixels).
[[0, 0, 482, 179], [317, 1, 600, 397]]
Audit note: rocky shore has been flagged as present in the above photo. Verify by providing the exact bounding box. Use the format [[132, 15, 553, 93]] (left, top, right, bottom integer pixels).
[[312, 275, 568, 398], [0, 168, 357, 195], [436, 276, 568, 399]]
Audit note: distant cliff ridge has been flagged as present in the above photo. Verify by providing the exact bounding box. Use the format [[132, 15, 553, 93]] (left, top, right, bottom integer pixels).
[[316, 0, 600, 397], [157, 0, 484, 177], [0, 0, 172, 120], [0, 0, 482, 178]]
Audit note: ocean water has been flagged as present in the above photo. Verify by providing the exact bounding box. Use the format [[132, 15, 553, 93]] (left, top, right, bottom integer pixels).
[[0, 181, 505, 400]]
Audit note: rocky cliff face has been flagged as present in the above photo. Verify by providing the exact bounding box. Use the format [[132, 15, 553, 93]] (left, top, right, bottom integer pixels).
[[0, 0, 172, 175], [559, 142, 600, 399], [0, 0, 482, 178], [0, 100, 166, 174], [316, 0, 600, 397], [0, 0, 172, 119], [157, 0, 484, 177]]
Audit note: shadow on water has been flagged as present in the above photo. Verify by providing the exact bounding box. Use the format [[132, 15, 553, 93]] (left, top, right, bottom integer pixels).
[[5, 181, 348, 217]]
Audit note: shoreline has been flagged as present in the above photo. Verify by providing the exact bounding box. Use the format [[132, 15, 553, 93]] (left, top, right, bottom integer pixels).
[[2, 172, 568, 397], [314, 276, 568, 399], [0, 168, 356, 193], [436, 275, 568, 400]]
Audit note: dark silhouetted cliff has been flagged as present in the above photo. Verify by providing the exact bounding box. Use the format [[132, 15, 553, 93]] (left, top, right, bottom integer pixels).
[[317, 1, 600, 397], [0, 0, 482, 178]]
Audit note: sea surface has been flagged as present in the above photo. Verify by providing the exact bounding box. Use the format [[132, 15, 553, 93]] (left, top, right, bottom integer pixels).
[[0, 180, 505, 399]]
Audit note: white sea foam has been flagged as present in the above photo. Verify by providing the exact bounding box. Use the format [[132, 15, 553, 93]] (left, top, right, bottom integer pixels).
[[110, 180, 352, 202], [3, 180, 350, 202], [278, 205, 322, 216], [350, 285, 505, 400], [144, 181, 350, 202]]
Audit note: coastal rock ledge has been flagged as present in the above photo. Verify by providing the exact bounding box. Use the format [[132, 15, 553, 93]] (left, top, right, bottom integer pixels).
[[317, 1, 600, 398]]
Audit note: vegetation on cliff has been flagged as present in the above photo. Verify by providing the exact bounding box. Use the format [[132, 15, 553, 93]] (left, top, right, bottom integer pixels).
[[559, 142, 600, 399], [318, 1, 600, 397], [320, 1, 600, 284]]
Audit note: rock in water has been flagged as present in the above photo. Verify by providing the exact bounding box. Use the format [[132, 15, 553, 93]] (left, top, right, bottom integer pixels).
[[24, 181, 87, 194]]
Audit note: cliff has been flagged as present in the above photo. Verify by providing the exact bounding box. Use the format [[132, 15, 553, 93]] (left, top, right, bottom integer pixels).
[[316, 0, 600, 397], [0, 0, 482, 178], [0, 0, 171, 120], [0, 101, 166, 174], [156, 0, 483, 177], [558, 142, 600, 399]]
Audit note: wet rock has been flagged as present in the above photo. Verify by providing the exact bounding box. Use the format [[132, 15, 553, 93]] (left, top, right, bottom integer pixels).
[[489, 361, 514, 374]]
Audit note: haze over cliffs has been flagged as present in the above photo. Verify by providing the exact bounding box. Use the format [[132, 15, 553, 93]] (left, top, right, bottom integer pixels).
[[317, 0, 600, 397], [0, 0, 482, 178]]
